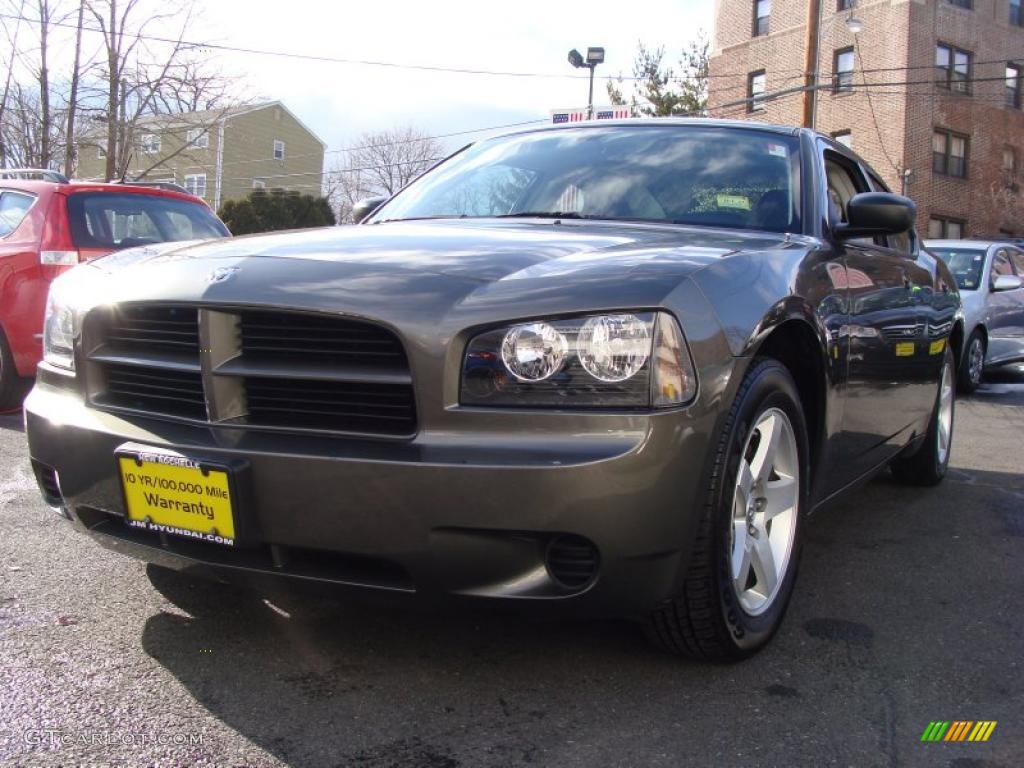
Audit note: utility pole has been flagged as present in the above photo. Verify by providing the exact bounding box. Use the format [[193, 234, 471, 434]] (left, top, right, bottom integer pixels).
[[801, 0, 822, 128]]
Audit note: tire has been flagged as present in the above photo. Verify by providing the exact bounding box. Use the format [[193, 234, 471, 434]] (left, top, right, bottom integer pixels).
[[957, 329, 985, 395], [891, 346, 955, 487], [0, 328, 28, 412], [646, 358, 809, 662]]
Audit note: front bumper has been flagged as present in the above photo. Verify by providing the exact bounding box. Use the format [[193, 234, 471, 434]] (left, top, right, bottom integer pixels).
[[25, 374, 721, 619]]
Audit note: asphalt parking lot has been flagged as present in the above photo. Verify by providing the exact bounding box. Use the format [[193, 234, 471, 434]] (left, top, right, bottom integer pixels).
[[2, 370, 1023, 768]]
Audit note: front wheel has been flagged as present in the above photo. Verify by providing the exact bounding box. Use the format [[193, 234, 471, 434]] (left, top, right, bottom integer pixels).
[[891, 346, 955, 486], [646, 358, 809, 661], [957, 330, 985, 394]]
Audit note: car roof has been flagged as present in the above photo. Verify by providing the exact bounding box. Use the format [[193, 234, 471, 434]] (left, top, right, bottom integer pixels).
[[0, 177, 206, 204], [494, 117, 805, 140], [925, 240, 1004, 250]]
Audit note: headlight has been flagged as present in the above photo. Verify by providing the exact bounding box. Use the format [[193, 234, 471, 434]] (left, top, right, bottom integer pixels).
[[461, 311, 697, 408], [43, 290, 77, 371]]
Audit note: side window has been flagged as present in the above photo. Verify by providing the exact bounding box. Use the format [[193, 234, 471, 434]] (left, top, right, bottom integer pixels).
[[865, 170, 913, 254], [0, 191, 36, 237], [991, 249, 1015, 287], [1009, 248, 1024, 276], [824, 153, 875, 244]]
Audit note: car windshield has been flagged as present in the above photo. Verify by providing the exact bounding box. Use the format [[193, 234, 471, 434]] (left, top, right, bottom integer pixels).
[[370, 125, 802, 234], [929, 247, 987, 290], [67, 192, 230, 250]]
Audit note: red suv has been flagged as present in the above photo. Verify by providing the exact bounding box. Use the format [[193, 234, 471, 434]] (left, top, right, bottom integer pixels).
[[0, 170, 230, 409]]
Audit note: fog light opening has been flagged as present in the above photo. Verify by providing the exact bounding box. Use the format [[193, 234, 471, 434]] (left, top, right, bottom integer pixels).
[[545, 534, 600, 590]]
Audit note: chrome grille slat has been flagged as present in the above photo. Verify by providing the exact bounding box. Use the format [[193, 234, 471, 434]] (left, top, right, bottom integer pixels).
[[87, 304, 417, 438]]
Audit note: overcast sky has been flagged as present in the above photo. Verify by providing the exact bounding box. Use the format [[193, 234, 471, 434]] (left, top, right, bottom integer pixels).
[[186, 0, 715, 154]]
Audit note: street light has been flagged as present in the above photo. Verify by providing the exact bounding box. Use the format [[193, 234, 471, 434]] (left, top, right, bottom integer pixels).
[[568, 46, 605, 120]]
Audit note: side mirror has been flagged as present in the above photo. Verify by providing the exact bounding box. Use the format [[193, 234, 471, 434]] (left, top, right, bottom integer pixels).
[[992, 274, 1023, 292], [834, 192, 916, 240], [351, 196, 389, 224]]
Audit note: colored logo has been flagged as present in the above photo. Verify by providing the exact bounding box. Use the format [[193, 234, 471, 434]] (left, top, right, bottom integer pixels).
[[920, 721, 997, 742]]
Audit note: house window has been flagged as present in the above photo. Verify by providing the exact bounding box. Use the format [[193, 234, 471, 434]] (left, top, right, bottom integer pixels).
[[834, 48, 855, 93], [273, 139, 285, 160], [184, 173, 207, 199], [832, 130, 853, 149], [928, 217, 965, 239], [140, 134, 161, 154], [945, 0, 971, 8], [837, 0, 854, 9], [252, 178, 266, 189], [753, 0, 771, 37], [932, 130, 968, 178], [1013, 0, 1022, 27], [935, 43, 971, 93], [1004, 147, 1018, 178], [1007, 64, 1022, 109], [186, 128, 209, 148], [97, 145, 106, 159], [748, 70, 766, 112]]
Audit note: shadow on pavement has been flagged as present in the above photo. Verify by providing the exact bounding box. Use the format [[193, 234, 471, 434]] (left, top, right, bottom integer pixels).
[[139, 463, 1024, 767], [0, 411, 25, 433]]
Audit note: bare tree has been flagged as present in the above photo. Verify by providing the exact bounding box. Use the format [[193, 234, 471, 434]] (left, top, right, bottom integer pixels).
[[328, 126, 444, 222], [86, 0, 240, 180], [63, 0, 84, 174]]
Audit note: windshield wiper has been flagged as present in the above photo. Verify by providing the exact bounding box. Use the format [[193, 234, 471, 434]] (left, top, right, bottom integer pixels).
[[492, 211, 586, 219], [372, 214, 468, 224]]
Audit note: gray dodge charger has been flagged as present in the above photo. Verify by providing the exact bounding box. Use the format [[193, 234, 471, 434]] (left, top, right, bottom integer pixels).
[[25, 120, 962, 660]]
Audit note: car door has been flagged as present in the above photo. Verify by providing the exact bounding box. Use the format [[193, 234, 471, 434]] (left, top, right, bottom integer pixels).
[[824, 151, 932, 484], [986, 247, 1024, 365]]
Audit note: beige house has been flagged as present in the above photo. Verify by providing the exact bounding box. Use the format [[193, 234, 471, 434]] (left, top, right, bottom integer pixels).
[[76, 101, 327, 211]]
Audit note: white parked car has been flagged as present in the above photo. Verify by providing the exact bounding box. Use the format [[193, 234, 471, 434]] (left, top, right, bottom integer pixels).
[[925, 240, 1024, 392]]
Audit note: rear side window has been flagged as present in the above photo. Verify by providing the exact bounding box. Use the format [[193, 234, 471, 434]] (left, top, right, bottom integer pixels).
[[66, 192, 229, 249], [0, 191, 36, 237]]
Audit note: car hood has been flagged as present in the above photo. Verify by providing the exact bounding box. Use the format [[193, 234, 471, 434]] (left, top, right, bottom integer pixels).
[[74, 219, 804, 327]]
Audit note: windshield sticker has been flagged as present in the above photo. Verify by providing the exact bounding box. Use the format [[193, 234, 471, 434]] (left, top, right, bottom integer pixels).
[[767, 143, 788, 158], [716, 194, 751, 210]]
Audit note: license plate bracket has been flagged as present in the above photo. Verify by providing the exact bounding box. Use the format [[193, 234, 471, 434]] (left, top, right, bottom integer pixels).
[[116, 444, 243, 547]]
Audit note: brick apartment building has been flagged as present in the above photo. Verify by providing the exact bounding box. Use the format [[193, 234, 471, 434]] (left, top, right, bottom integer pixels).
[[708, 0, 1024, 238]]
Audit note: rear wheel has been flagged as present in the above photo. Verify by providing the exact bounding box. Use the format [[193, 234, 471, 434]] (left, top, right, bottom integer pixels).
[[891, 346, 954, 486], [646, 358, 808, 661], [0, 329, 28, 412], [957, 330, 985, 394]]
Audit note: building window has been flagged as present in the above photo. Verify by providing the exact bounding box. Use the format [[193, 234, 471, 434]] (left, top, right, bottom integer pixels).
[[928, 217, 965, 239], [834, 47, 855, 92], [184, 173, 207, 199], [140, 134, 161, 154], [837, 0, 854, 9], [945, 0, 971, 8], [753, 0, 771, 37], [252, 178, 266, 189], [1007, 64, 1022, 109], [832, 130, 853, 148], [273, 139, 285, 160], [1004, 148, 1019, 184], [1012, 0, 1022, 27], [97, 145, 106, 159], [932, 130, 968, 178], [186, 128, 209, 148], [935, 43, 971, 93], [747, 70, 766, 112]]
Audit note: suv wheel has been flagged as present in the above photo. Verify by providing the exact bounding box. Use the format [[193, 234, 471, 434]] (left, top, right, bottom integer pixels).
[[646, 358, 808, 661], [0, 329, 27, 412]]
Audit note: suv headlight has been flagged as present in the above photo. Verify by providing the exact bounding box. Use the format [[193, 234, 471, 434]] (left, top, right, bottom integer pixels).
[[461, 311, 697, 408], [43, 289, 78, 371]]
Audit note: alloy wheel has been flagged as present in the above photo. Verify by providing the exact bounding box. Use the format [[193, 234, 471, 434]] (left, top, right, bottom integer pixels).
[[968, 338, 984, 387], [937, 358, 954, 465], [729, 408, 800, 616]]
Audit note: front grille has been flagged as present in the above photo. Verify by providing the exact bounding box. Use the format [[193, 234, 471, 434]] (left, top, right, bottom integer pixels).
[[103, 305, 200, 359], [246, 377, 416, 434], [239, 310, 405, 367], [85, 304, 416, 438], [98, 363, 207, 420]]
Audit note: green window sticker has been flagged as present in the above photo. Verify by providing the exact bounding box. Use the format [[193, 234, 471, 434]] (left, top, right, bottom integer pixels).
[[716, 194, 751, 210]]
